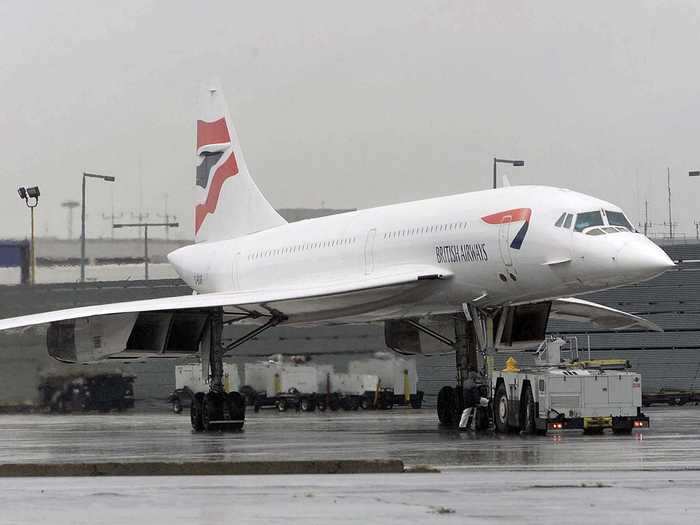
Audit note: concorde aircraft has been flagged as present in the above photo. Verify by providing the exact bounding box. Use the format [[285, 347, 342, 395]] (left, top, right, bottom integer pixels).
[[0, 86, 674, 432]]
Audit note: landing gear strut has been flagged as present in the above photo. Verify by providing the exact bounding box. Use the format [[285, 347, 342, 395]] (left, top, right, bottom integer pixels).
[[190, 308, 284, 432], [189, 309, 245, 432], [435, 307, 491, 431]]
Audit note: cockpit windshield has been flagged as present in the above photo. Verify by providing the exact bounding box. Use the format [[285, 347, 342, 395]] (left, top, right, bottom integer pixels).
[[574, 211, 604, 232], [605, 210, 634, 231]]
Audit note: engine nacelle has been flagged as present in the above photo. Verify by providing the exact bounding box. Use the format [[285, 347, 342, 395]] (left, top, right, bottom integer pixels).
[[385, 302, 553, 355], [46, 310, 211, 363], [47, 313, 138, 363]]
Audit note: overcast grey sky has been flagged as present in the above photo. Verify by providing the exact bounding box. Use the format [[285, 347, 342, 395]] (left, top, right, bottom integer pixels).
[[2, 0, 699, 240]]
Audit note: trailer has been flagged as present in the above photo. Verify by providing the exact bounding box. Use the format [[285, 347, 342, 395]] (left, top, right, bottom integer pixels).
[[348, 354, 424, 408], [38, 373, 135, 413], [642, 389, 699, 407], [243, 361, 322, 412], [169, 363, 240, 414], [324, 372, 381, 410], [490, 338, 649, 435]]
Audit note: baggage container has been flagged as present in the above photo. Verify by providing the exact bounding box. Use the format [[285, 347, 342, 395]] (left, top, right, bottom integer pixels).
[[169, 363, 240, 413]]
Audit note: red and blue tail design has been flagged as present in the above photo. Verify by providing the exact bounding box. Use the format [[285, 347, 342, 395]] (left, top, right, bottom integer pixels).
[[194, 84, 286, 243], [481, 208, 532, 249], [195, 117, 238, 235]]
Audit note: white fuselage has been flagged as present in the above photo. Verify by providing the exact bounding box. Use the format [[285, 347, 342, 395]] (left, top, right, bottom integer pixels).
[[168, 185, 672, 324]]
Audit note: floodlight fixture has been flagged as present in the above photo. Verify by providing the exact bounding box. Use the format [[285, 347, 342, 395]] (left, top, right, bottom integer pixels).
[[26, 186, 40, 199], [16, 185, 40, 284]]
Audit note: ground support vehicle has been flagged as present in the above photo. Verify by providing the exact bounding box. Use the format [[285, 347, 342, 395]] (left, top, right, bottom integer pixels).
[[491, 352, 649, 435], [349, 354, 424, 409], [327, 372, 385, 411], [642, 390, 699, 407], [244, 362, 326, 413], [169, 363, 240, 414], [38, 373, 135, 413], [251, 389, 320, 413]]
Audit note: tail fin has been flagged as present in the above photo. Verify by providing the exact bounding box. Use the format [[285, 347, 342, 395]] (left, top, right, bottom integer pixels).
[[195, 83, 286, 242]]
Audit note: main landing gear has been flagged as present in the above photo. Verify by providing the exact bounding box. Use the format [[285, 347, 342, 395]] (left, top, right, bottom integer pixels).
[[189, 308, 285, 433], [435, 307, 491, 431]]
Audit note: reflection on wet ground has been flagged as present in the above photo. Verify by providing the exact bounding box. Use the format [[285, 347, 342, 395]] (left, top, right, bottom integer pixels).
[[1, 406, 698, 470]]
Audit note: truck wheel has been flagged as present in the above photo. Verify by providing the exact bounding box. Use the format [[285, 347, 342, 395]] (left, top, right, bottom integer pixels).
[[317, 398, 327, 412], [300, 397, 315, 412], [493, 383, 509, 433], [277, 399, 288, 412], [329, 398, 340, 411], [172, 397, 183, 414], [190, 393, 205, 431], [360, 397, 371, 410], [520, 384, 536, 435], [382, 393, 394, 410], [437, 386, 456, 426]]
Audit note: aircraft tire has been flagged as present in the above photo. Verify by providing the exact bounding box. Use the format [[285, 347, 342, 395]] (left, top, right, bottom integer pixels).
[[190, 393, 205, 432], [203, 392, 224, 431], [225, 392, 245, 431], [474, 406, 490, 431], [437, 386, 456, 427]]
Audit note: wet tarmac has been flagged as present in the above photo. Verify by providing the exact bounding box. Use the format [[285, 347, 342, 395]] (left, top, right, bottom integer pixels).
[[1, 406, 699, 523], [1, 407, 699, 470]]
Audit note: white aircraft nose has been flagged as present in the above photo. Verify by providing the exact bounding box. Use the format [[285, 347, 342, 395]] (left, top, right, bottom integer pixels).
[[615, 237, 675, 280]]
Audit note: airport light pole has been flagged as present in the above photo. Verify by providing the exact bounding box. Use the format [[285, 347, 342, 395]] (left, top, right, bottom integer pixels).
[[691, 172, 700, 240], [493, 158, 525, 189], [81, 172, 116, 282], [17, 186, 40, 285], [112, 222, 179, 280]]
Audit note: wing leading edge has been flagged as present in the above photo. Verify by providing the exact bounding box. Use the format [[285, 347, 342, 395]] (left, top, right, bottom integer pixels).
[[550, 297, 662, 332], [0, 265, 453, 331]]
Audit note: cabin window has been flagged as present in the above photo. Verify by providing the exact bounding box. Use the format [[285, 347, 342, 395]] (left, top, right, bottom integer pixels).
[[554, 213, 566, 227]]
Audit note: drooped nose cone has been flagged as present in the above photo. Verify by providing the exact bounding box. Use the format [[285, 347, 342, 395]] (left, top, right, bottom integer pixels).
[[615, 236, 675, 281]]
